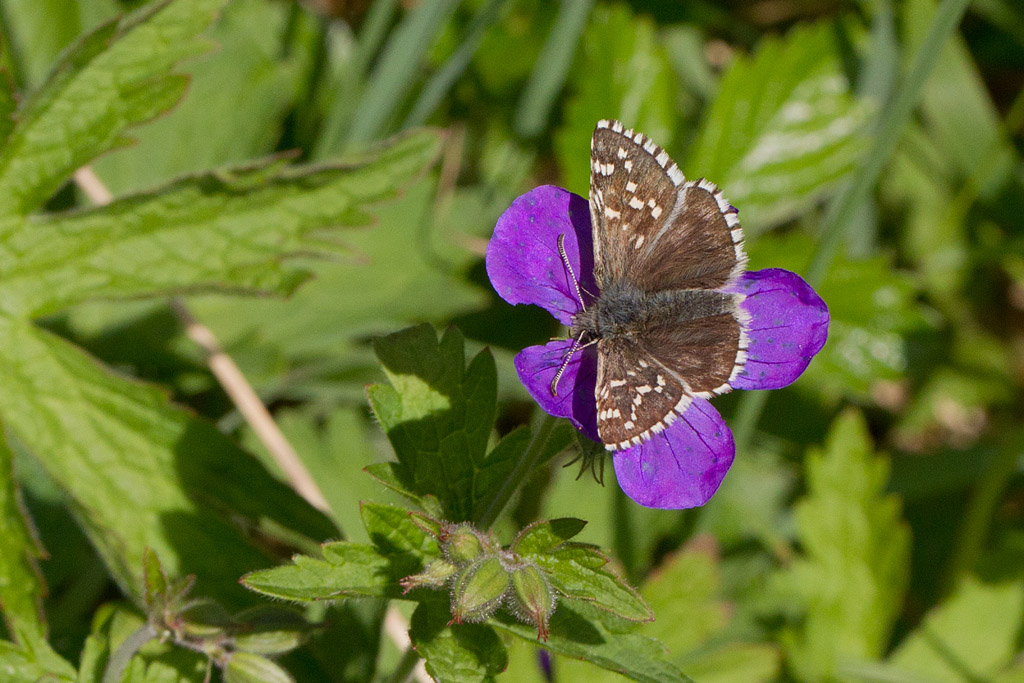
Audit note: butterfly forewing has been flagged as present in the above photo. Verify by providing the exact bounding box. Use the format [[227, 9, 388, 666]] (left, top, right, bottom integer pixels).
[[595, 339, 691, 450], [589, 121, 682, 288], [589, 121, 746, 293]]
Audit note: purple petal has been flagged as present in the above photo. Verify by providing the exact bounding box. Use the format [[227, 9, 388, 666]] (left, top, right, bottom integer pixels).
[[514, 340, 598, 441], [613, 398, 734, 509], [729, 268, 829, 391], [486, 186, 595, 325]]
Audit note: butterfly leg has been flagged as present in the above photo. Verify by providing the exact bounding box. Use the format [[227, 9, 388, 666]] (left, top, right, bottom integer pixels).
[[550, 334, 597, 396]]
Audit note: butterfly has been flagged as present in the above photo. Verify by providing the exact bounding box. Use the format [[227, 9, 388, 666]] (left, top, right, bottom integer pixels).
[[555, 119, 750, 451]]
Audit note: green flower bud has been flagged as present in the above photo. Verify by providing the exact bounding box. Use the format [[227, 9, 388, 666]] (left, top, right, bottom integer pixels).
[[442, 524, 487, 565], [508, 562, 556, 641], [400, 558, 458, 593], [450, 556, 510, 624]]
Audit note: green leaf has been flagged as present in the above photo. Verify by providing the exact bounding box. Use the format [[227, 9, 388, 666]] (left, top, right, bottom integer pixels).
[[773, 409, 910, 681], [77, 603, 206, 683], [688, 22, 870, 233], [494, 602, 694, 683], [187, 177, 485, 365], [512, 518, 588, 555], [0, 638, 75, 682], [360, 502, 440, 557], [0, 433, 47, 646], [92, 0, 305, 195], [0, 129, 443, 318], [0, 0, 226, 217], [886, 575, 1024, 682], [0, 68, 15, 150], [241, 406, 380, 542], [241, 542, 421, 602], [471, 420, 574, 526], [533, 545, 653, 622], [410, 600, 508, 683], [0, 316, 334, 609], [677, 643, 780, 683], [231, 606, 312, 656], [554, 3, 676, 196], [0, 1, 118, 90], [224, 652, 295, 683], [747, 232, 926, 398], [639, 544, 727, 655], [368, 325, 497, 522]]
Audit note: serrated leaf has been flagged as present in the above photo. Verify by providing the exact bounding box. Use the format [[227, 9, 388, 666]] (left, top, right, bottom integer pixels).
[[0, 0, 226, 216], [494, 602, 693, 683], [0, 316, 334, 609], [360, 502, 440, 556], [0, 434, 47, 646], [689, 22, 870, 232], [512, 518, 588, 555], [534, 545, 652, 622], [187, 178, 486, 365], [93, 0, 304, 195], [887, 575, 1024, 682], [410, 600, 508, 683], [773, 409, 910, 681], [554, 3, 676, 196], [0, 129, 443, 318], [368, 325, 497, 522], [242, 542, 421, 602]]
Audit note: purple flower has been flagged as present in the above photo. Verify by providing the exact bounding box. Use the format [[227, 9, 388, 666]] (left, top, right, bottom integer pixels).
[[485, 185, 829, 509]]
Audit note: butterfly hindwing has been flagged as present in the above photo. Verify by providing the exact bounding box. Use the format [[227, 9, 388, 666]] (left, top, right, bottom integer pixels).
[[595, 338, 691, 450], [638, 298, 749, 399]]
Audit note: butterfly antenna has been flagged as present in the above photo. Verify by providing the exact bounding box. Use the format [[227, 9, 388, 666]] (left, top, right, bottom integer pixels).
[[557, 233, 587, 310]]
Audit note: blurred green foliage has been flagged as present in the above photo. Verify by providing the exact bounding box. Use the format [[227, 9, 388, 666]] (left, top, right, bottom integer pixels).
[[1, 0, 1023, 680]]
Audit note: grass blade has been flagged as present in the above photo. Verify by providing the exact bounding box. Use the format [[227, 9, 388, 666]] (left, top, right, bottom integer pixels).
[[404, 0, 508, 127], [514, 0, 594, 139]]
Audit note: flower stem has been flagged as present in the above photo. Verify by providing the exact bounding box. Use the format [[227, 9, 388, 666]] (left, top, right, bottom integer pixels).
[[474, 413, 558, 529], [733, 0, 971, 449], [942, 430, 1022, 594], [102, 623, 157, 683]]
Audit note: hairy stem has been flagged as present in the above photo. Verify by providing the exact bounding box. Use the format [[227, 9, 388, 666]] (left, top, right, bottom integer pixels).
[[474, 414, 558, 529], [102, 623, 157, 683]]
